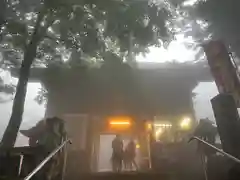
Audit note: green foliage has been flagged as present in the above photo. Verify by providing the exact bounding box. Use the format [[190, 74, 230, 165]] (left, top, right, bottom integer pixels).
[[34, 86, 47, 105], [1, 0, 176, 104], [1, 0, 174, 68], [0, 0, 7, 33], [1, 0, 179, 147], [182, 0, 240, 57]]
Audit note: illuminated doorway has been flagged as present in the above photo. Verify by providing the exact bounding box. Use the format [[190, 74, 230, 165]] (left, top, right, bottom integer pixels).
[[98, 134, 116, 172], [97, 134, 141, 172]]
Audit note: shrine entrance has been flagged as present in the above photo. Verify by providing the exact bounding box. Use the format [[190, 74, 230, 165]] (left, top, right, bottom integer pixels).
[[89, 115, 153, 172], [97, 134, 141, 172]]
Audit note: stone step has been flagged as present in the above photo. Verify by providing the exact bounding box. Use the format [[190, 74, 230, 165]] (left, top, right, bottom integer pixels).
[[69, 172, 205, 180]]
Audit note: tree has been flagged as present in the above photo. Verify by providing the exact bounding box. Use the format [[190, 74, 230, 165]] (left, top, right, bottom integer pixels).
[[0, 0, 16, 102], [0, 77, 15, 103], [180, 0, 240, 57], [1, 0, 174, 147], [0, 0, 7, 34]]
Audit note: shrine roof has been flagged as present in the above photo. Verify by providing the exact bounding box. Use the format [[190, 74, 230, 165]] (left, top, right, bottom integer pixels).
[[11, 61, 212, 83]]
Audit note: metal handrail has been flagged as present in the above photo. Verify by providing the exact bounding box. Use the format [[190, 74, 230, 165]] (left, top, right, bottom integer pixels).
[[189, 136, 240, 164], [18, 154, 24, 176], [24, 139, 71, 180]]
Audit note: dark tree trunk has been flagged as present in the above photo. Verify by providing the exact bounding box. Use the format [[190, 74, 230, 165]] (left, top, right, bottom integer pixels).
[[0, 0, 6, 27], [0, 10, 45, 148], [0, 0, 7, 41]]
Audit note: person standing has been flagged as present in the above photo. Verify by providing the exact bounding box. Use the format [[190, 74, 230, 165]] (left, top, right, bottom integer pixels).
[[124, 139, 138, 171], [111, 135, 124, 172]]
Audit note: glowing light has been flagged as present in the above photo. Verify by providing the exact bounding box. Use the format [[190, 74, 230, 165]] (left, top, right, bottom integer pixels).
[[180, 117, 191, 130], [155, 128, 163, 138], [109, 121, 130, 125], [107, 116, 132, 131], [154, 123, 172, 128], [136, 144, 140, 149], [146, 123, 152, 131]]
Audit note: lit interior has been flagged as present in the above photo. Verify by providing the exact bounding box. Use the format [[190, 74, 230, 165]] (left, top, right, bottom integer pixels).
[[180, 117, 191, 130], [146, 122, 152, 131], [154, 123, 172, 127], [153, 122, 173, 141], [155, 127, 163, 139], [136, 143, 140, 149]]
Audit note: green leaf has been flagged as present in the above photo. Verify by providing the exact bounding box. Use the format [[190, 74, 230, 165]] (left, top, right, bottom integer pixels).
[[6, 20, 28, 37]]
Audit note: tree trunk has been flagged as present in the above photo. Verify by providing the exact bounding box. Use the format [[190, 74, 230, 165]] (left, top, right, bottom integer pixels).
[[0, 10, 45, 148], [0, 0, 6, 26], [0, 0, 7, 41]]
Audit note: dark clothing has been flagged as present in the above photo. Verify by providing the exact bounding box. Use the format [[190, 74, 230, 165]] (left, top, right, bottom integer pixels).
[[112, 138, 123, 154], [125, 141, 136, 160], [112, 152, 123, 165], [124, 141, 138, 170], [111, 137, 123, 172]]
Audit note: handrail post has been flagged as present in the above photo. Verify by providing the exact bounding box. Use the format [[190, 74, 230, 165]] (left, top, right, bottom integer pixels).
[[199, 149, 208, 180], [18, 154, 24, 176], [24, 139, 71, 180]]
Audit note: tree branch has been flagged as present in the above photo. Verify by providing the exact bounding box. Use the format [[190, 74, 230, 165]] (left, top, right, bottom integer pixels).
[[44, 34, 62, 44]]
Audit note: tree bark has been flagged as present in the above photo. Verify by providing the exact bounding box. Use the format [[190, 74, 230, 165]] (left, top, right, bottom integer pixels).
[[0, 9, 45, 148], [0, 0, 6, 26], [0, 0, 7, 41]]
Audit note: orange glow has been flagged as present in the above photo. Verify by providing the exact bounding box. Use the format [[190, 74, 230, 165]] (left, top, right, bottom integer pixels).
[[147, 123, 152, 130], [107, 116, 132, 130], [145, 122, 152, 131], [109, 121, 130, 125]]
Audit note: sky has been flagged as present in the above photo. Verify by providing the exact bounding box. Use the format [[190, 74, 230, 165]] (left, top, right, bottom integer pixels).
[[137, 34, 197, 62], [0, 33, 219, 147]]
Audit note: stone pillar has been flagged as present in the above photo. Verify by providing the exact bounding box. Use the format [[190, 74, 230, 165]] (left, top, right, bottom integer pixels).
[[211, 94, 240, 158], [85, 116, 94, 172], [138, 132, 150, 170], [90, 116, 101, 172], [137, 119, 152, 171], [91, 134, 100, 172]]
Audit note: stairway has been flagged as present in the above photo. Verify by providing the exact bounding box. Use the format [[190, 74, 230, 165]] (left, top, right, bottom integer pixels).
[[66, 142, 206, 180], [76, 172, 173, 180], [70, 171, 205, 180], [0, 142, 228, 180]]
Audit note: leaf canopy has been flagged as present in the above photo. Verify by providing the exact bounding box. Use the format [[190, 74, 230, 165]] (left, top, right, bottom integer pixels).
[[182, 0, 240, 57]]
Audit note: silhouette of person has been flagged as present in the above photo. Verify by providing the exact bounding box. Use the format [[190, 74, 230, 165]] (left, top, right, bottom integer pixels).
[[111, 134, 124, 172], [124, 139, 138, 171]]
